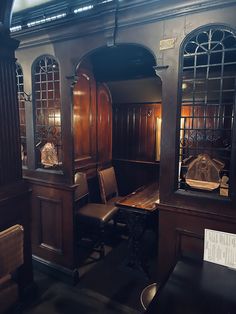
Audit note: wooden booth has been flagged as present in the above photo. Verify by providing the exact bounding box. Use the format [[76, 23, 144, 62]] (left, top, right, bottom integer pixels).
[[16, 41, 162, 282], [11, 0, 236, 285]]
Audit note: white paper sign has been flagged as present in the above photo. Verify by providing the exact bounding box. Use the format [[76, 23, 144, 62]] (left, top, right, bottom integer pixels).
[[204, 229, 236, 269]]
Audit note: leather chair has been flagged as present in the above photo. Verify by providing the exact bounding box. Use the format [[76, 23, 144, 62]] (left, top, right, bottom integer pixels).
[[75, 172, 118, 258], [97, 166, 122, 205], [0, 224, 24, 314]]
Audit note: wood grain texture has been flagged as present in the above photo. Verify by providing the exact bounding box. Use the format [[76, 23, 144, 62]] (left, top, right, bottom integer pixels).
[[38, 196, 63, 254], [73, 65, 96, 167], [113, 103, 161, 162], [0, 34, 21, 185], [30, 181, 76, 270], [97, 83, 112, 165]]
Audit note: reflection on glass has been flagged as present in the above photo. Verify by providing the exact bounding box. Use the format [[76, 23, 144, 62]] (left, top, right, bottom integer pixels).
[[178, 27, 236, 197], [33, 56, 62, 169]]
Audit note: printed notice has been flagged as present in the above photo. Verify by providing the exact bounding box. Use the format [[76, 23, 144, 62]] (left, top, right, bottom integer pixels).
[[204, 229, 236, 269]]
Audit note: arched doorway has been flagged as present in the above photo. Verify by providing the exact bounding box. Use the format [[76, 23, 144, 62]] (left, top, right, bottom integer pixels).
[[73, 44, 162, 198]]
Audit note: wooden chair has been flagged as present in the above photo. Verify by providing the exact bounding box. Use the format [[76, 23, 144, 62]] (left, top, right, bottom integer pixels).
[[0, 224, 24, 314], [74, 172, 118, 258], [97, 166, 122, 205]]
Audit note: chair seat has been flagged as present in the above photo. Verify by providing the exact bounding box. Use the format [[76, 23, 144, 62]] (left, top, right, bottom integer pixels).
[[77, 203, 118, 225]]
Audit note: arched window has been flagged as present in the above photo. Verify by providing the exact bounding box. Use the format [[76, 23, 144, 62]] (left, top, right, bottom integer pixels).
[[16, 63, 27, 166], [178, 26, 236, 198], [33, 55, 62, 169]]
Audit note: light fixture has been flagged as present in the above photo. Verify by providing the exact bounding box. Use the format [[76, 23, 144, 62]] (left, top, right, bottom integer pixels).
[[182, 82, 187, 90]]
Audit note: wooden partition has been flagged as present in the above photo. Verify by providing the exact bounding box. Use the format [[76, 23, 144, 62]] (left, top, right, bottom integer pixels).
[[73, 62, 113, 200], [113, 102, 161, 194], [97, 83, 112, 166], [73, 64, 97, 172], [0, 30, 34, 295], [157, 203, 236, 282]]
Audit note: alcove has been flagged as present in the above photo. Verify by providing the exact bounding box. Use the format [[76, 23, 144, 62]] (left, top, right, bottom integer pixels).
[[73, 44, 162, 198]]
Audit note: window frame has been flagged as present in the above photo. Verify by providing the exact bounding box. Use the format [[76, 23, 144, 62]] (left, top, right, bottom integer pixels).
[[16, 62, 28, 167], [32, 54, 62, 170], [175, 24, 236, 202]]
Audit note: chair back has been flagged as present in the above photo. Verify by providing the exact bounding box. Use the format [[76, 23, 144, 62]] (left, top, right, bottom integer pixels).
[[0, 224, 24, 278], [98, 167, 118, 203], [74, 172, 89, 201]]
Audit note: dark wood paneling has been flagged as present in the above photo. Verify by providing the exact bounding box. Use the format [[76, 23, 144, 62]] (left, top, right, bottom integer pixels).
[[0, 182, 33, 296], [97, 83, 112, 165], [157, 204, 236, 282], [175, 228, 204, 259], [0, 34, 21, 185], [73, 65, 96, 167], [113, 159, 159, 195], [113, 103, 161, 162], [113, 102, 161, 194], [0, 32, 33, 297], [38, 196, 62, 254], [30, 180, 76, 271]]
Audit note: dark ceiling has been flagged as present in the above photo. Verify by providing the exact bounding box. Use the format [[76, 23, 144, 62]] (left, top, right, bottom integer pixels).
[[90, 44, 157, 82]]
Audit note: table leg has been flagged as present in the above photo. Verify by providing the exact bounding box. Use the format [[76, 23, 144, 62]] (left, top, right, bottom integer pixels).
[[125, 211, 149, 275]]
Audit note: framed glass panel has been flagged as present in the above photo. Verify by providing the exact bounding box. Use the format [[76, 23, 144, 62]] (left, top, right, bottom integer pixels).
[[16, 63, 27, 166], [178, 27, 236, 197], [33, 56, 62, 169]]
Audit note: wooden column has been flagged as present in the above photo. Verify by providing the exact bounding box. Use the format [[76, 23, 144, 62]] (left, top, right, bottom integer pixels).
[[0, 30, 22, 185], [0, 29, 34, 298]]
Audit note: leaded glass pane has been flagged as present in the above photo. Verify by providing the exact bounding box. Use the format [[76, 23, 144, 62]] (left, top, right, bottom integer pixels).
[[178, 27, 236, 197], [33, 56, 62, 169], [16, 63, 27, 166]]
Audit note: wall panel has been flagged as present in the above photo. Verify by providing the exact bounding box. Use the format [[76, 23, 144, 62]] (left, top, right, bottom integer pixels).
[[113, 102, 161, 193], [73, 65, 96, 167], [38, 196, 63, 254], [97, 83, 112, 165], [113, 103, 161, 162], [157, 204, 236, 282], [29, 180, 77, 276]]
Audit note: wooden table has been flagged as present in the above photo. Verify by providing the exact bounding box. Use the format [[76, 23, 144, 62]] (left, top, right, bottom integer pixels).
[[116, 183, 159, 213], [115, 183, 159, 275], [145, 256, 236, 314]]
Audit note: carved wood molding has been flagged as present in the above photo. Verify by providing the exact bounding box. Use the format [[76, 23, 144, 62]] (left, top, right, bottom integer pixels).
[[37, 196, 63, 255]]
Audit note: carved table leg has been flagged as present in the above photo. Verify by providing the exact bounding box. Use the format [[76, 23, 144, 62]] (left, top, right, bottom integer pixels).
[[125, 211, 149, 276]]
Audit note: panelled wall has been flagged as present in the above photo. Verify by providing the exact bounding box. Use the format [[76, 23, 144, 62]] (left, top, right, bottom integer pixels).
[[73, 63, 97, 172], [97, 83, 112, 166], [28, 62, 113, 278], [29, 181, 77, 279], [73, 61, 112, 175], [0, 29, 33, 295], [113, 103, 161, 194], [13, 0, 236, 282]]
